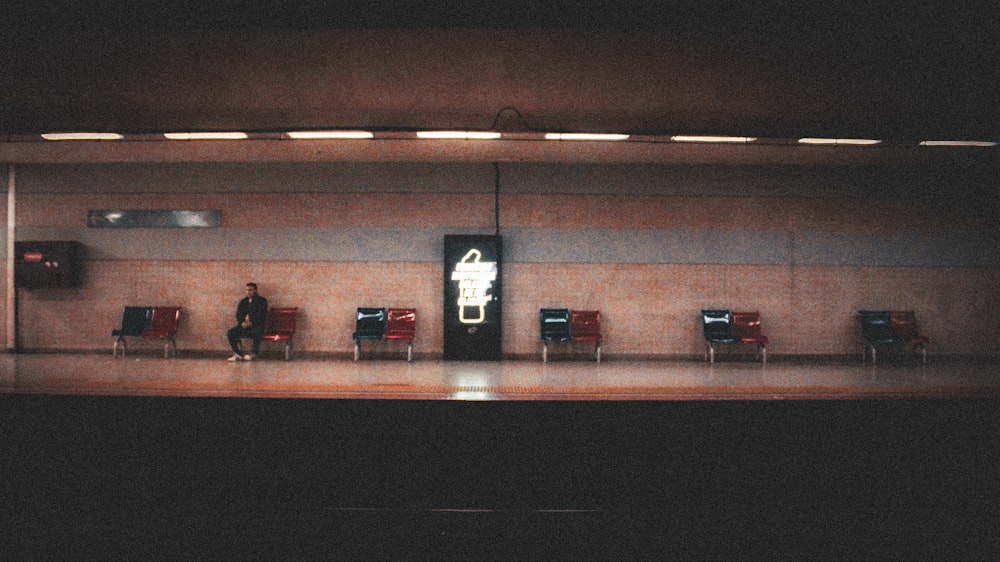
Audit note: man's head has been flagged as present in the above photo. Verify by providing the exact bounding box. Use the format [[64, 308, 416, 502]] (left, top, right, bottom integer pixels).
[[245, 282, 258, 296]]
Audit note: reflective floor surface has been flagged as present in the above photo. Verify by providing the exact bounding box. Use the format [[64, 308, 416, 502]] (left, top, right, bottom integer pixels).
[[3, 352, 1000, 400]]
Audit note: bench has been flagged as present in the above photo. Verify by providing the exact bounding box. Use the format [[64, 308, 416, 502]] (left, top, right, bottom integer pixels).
[[859, 310, 929, 365], [240, 307, 298, 360], [701, 309, 768, 365], [539, 308, 602, 362], [352, 307, 416, 361], [112, 305, 181, 358]]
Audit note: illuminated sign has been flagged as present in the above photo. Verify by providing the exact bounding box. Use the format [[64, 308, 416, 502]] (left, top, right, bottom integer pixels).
[[450, 248, 498, 324], [443, 235, 502, 360]]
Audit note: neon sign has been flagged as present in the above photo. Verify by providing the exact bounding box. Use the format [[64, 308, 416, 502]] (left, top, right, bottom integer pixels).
[[450, 248, 498, 324], [443, 235, 502, 360]]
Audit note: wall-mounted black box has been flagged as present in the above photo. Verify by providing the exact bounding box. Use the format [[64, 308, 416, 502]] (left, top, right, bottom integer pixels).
[[15, 241, 83, 289]]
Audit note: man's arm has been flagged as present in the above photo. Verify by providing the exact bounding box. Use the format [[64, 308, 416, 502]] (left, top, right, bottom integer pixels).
[[235, 299, 249, 323], [250, 298, 268, 329]]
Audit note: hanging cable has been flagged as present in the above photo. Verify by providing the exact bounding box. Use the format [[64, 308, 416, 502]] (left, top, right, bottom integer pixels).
[[489, 106, 533, 132]]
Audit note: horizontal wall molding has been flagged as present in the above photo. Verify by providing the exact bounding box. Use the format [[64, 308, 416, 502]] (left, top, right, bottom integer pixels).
[[15, 227, 1000, 267], [6, 139, 1000, 168], [14, 162, 995, 199]]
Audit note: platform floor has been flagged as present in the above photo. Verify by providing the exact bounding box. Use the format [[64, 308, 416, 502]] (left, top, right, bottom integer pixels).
[[2, 351, 999, 400], [5, 352, 1000, 558]]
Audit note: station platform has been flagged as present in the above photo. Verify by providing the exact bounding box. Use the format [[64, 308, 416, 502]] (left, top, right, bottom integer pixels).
[[3, 352, 999, 400]]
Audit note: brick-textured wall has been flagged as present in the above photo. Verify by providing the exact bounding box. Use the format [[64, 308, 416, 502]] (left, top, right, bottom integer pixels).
[[14, 260, 1000, 357], [8, 162, 1000, 357]]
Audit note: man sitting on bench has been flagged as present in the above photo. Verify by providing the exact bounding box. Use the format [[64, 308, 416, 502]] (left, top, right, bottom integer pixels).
[[226, 282, 269, 361]]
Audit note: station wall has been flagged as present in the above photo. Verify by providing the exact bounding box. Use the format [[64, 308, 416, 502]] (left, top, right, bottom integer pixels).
[[5, 162, 999, 357]]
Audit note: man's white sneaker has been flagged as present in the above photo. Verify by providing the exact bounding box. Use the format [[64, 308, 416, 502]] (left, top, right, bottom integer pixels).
[[243, 354, 254, 361], [228, 353, 242, 362]]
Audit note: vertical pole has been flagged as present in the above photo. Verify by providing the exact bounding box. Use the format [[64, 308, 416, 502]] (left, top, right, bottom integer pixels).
[[6, 164, 15, 351], [493, 162, 500, 237]]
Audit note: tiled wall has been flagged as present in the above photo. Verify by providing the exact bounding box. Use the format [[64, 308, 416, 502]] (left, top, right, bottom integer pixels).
[[7, 162, 1000, 357]]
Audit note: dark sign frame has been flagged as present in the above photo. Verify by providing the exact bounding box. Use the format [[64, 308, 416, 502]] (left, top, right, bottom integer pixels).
[[443, 235, 503, 360], [87, 210, 221, 228]]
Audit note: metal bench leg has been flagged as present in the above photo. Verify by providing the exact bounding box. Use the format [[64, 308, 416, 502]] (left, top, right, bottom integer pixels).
[[354, 341, 360, 361], [543, 342, 548, 363], [862, 344, 871, 364], [407, 342, 413, 362], [760, 344, 766, 366], [114, 336, 126, 358], [595, 343, 601, 363], [284, 341, 292, 360]]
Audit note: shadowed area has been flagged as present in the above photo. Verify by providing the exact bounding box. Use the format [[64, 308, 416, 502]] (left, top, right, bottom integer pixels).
[[4, 380, 999, 557]]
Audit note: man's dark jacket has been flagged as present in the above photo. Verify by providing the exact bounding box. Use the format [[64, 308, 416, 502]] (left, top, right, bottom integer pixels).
[[236, 296, 269, 335]]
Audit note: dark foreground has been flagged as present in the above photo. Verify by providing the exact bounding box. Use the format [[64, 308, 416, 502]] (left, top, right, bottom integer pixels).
[[3, 395, 999, 559]]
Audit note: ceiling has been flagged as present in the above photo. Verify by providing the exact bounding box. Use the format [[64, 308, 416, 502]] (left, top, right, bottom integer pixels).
[[3, 1, 998, 145]]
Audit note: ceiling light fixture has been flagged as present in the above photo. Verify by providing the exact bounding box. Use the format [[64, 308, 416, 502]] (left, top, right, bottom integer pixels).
[[918, 140, 997, 147], [670, 135, 756, 143], [416, 131, 502, 140], [544, 133, 630, 141], [285, 130, 374, 139], [797, 138, 881, 145], [163, 132, 248, 140], [41, 132, 123, 141]]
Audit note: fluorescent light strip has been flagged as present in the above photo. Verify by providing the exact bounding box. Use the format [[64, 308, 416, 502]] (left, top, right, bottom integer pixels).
[[919, 140, 997, 147], [670, 135, 756, 143], [416, 131, 501, 140], [798, 138, 881, 145], [544, 133, 630, 141], [41, 132, 123, 141], [285, 130, 374, 139], [163, 132, 248, 140]]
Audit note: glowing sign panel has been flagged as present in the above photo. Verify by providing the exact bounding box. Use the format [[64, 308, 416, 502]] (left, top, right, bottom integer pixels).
[[450, 249, 498, 324], [443, 235, 502, 360]]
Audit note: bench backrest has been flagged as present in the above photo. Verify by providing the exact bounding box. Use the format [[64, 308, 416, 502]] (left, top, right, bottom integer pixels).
[[384, 308, 416, 341], [117, 306, 152, 336], [702, 309, 734, 342], [858, 310, 897, 344], [265, 307, 298, 337], [353, 307, 386, 340], [143, 306, 181, 338], [889, 310, 921, 340], [570, 310, 602, 342], [540, 308, 571, 341], [732, 311, 763, 340]]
